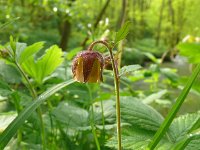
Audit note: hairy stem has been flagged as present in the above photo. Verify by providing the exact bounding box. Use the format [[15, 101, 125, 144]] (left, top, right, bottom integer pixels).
[[88, 40, 122, 150]]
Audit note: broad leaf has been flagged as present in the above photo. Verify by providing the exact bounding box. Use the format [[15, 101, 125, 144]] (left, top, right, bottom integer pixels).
[[18, 42, 44, 64], [0, 60, 21, 84], [119, 64, 141, 76], [52, 102, 88, 128], [169, 111, 200, 142], [120, 97, 164, 131], [93, 100, 115, 124], [185, 134, 200, 150], [114, 21, 131, 44], [22, 45, 64, 84], [172, 133, 200, 150], [106, 127, 172, 150]]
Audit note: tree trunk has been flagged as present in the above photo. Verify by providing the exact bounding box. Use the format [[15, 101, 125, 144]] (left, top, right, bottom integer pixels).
[[59, 0, 75, 51], [59, 20, 71, 51], [168, 0, 175, 48]]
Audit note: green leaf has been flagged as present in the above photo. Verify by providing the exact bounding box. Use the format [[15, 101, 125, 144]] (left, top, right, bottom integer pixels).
[[172, 133, 200, 150], [119, 64, 141, 76], [106, 127, 154, 150], [52, 102, 88, 127], [0, 60, 21, 84], [18, 42, 44, 64], [22, 45, 64, 84], [114, 21, 131, 44], [120, 97, 164, 131], [185, 134, 200, 150], [142, 52, 161, 64], [9, 36, 17, 52], [106, 127, 172, 150], [148, 64, 200, 149], [177, 42, 200, 64], [93, 100, 115, 124], [169, 111, 200, 142], [0, 79, 75, 149], [143, 90, 168, 104]]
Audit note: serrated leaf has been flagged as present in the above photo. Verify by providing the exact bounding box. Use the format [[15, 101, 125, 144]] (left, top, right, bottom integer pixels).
[[114, 21, 131, 44], [18, 42, 44, 64], [22, 45, 64, 84], [106, 127, 172, 150], [119, 64, 141, 76], [185, 134, 200, 150], [177, 42, 200, 64], [169, 111, 200, 142], [171, 133, 200, 150], [120, 97, 164, 131]]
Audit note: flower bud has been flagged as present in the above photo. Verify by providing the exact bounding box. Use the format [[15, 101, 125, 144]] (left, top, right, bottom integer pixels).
[[72, 51, 104, 83]]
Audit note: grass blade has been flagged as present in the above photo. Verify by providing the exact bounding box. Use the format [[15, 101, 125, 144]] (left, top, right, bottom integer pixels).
[[147, 64, 200, 149], [0, 79, 75, 149]]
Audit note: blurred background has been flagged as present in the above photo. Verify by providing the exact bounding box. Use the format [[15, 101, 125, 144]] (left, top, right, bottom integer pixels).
[[0, 0, 200, 62]]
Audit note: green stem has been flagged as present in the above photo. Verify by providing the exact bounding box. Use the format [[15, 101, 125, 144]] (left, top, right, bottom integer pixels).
[[100, 99, 105, 145], [148, 63, 200, 149], [88, 40, 122, 150], [87, 85, 101, 150], [14, 62, 46, 150], [91, 106, 101, 150]]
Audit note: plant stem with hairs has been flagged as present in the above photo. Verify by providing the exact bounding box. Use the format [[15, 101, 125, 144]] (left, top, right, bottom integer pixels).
[[88, 40, 122, 150]]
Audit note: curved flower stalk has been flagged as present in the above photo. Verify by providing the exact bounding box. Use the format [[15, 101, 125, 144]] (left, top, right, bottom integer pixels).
[[72, 40, 122, 150]]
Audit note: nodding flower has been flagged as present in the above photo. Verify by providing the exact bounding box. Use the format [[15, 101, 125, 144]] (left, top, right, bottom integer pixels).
[[72, 51, 104, 83]]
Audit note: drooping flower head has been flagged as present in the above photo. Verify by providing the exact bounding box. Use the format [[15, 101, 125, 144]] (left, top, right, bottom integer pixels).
[[72, 51, 104, 83]]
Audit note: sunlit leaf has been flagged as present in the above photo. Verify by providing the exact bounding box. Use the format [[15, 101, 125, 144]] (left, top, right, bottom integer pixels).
[[18, 42, 44, 64], [177, 42, 200, 64], [114, 21, 131, 44], [22, 45, 64, 84]]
